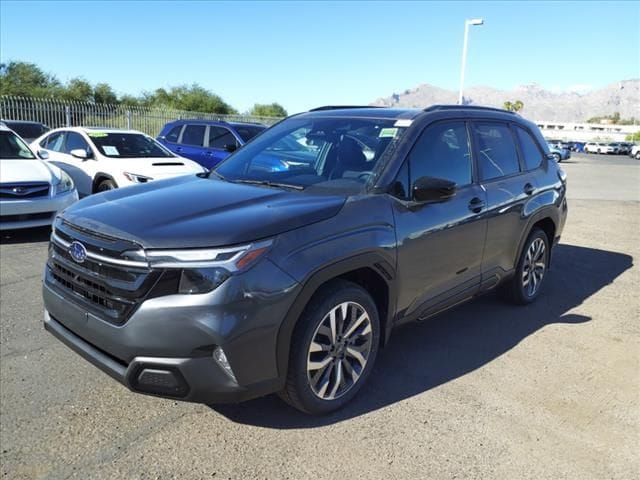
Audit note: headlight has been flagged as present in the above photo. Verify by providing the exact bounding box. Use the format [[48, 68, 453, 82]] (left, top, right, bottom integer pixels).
[[123, 172, 153, 183], [54, 171, 74, 195], [178, 268, 230, 294]]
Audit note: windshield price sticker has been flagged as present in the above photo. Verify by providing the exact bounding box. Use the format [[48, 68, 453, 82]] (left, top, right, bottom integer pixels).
[[87, 132, 108, 137], [103, 146, 119, 155], [379, 127, 398, 138], [394, 119, 413, 127]]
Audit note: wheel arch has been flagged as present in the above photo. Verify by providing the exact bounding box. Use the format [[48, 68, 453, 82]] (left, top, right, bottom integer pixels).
[[515, 211, 558, 269], [275, 252, 397, 379], [92, 172, 117, 193]]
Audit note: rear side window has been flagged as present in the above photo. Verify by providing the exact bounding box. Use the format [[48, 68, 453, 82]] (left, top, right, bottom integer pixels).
[[408, 121, 472, 187], [208, 126, 237, 149], [515, 126, 543, 171], [473, 122, 520, 181], [181, 125, 206, 146], [165, 125, 183, 143]]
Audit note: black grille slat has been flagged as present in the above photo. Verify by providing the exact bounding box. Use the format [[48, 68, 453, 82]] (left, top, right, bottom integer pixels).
[[0, 183, 50, 199], [1, 212, 55, 223], [46, 226, 158, 325]]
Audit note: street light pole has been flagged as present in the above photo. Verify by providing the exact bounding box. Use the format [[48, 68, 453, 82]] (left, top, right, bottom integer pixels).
[[458, 18, 483, 105]]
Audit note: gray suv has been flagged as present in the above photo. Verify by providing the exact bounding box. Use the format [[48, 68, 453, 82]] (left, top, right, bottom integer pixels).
[[43, 105, 568, 414]]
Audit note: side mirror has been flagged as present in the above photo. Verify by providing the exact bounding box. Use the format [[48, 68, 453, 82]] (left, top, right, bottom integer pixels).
[[412, 176, 457, 203], [223, 143, 237, 153], [70, 149, 90, 160], [37, 149, 49, 160]]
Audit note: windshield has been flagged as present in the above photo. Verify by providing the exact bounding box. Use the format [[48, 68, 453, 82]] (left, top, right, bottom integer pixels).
[[0, 130, 36, 159], [4, 122, 48, 140], [87, 132, 175, 158], [213, 117, 407, 192], [233, 125, 266, 143]]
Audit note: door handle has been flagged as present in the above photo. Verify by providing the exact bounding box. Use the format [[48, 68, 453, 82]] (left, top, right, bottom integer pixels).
[[468, 197, 485, 213], [523, 183, 535, 195]]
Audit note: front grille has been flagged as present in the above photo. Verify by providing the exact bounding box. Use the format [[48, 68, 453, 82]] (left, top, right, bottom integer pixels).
[[0, 211, 54, 223], [46, 223, 160, 325], [0, 182, 50, 199]]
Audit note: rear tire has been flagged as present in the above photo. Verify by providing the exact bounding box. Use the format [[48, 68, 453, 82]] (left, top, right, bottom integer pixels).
[[97, 179, 117, 192], [552, 153, 561, 162], [279, 280, 380, 415], [503, 228, 550, 305]]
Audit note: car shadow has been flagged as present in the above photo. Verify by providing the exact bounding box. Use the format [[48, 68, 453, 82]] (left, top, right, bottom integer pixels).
[[211, 244, 633, 428], [0, 226, 52, 245]]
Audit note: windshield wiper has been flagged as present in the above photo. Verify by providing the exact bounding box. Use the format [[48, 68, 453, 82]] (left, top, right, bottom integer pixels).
[[232, 179, 304, 190]]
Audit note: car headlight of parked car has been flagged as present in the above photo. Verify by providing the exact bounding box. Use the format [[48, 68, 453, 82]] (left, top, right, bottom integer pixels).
[[54, 171, 74, 195], [123, 172, 153, 183]]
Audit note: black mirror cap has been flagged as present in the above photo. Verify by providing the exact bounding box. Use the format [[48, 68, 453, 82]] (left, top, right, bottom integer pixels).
[[412, 176, 457, 202], [224, 143, 237, 153]]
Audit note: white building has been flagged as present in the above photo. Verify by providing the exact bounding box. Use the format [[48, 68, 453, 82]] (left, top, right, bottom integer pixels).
[[535, 121, 639, 142]]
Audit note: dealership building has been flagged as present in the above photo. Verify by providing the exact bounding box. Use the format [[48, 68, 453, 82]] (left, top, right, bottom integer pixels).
[[536, 121, 638, 142]]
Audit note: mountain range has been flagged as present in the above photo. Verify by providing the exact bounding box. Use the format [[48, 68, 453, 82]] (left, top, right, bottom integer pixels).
[[370, 79, 639, 123]]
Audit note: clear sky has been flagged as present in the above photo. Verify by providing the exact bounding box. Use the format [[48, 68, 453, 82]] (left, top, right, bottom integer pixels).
[[1, 0, 639, 113]]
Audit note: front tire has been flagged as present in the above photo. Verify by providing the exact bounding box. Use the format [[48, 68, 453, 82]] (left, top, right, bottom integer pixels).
[[552, 153, 561, 162], [97, 179, 117, 192], [280, 280, 380, 415], [504, 228, 550, 305]]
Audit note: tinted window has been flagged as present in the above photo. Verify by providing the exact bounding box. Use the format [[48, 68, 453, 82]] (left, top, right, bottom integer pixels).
[[233, 125, 265, 143], [5, 122, 48, 140], [408, 121, 472, 187], [165, 125, 182, 143], [473, 122, 520, 181], [87, 132, 173, 158], [64, 132, 89, 154], [208, 127, 237, 149], [181, 125, 206, 146], [43, 132, 65, 152], [515, 126, 543, 170], [0, 131, 36, 159]]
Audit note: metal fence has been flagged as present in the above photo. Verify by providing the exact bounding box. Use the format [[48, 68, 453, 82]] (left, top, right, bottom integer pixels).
[[0, 96, 283, 136]]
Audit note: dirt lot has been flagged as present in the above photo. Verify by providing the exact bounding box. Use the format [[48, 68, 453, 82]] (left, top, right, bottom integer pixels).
[[1, 153, 638, 479]]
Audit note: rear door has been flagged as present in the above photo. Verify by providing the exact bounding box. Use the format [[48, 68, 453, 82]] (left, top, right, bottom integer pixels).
[[471, 121, 538, 282], [174, 124, 207, 164]]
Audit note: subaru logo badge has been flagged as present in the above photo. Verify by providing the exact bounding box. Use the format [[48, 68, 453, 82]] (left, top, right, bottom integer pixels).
[[69, 241, 87, 263], [12, 186, 28, 195]]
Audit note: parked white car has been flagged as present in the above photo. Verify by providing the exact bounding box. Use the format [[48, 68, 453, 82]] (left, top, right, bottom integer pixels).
[[0, 124, 78, 230], [584, 142, 615, 154], [631, 145, 640, 159], [31, 127, 205, 197]]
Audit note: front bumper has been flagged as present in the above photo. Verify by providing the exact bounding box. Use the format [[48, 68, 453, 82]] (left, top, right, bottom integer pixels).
[[42, 257, 300, 404], [0, 189, 78, 230]]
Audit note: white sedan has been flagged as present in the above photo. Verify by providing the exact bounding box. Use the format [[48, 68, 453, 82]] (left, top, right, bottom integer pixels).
[[31, 127, 206, 197], [0, 124, 78, 230]]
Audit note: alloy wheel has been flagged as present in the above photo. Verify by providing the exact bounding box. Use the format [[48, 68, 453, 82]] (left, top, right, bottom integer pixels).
[[522, 237, 546, 297], [306, 301, 373, 400]]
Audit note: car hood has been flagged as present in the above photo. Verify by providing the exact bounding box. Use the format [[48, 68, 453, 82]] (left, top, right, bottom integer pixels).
[[98, 156, 204, 178], [0, 159, 61, 184], [61, 175, 347, 248]]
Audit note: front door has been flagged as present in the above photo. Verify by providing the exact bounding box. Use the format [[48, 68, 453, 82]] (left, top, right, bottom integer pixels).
[[393, 120, 487, 319]]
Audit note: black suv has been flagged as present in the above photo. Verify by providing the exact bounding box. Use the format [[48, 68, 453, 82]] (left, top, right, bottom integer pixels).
[[43, 105, 568, 414]]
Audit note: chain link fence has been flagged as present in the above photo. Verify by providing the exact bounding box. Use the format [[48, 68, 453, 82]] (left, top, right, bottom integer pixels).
[[0, 96, 283, 136]]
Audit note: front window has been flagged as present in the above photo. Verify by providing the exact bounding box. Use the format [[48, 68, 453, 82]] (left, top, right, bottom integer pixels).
[[213, 116, 408, 192], [0, 130, 36, 159], [87, 132, 174, 158]]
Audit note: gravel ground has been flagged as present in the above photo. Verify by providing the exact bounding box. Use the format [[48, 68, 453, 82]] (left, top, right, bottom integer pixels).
[[1, 153, 638, 480]]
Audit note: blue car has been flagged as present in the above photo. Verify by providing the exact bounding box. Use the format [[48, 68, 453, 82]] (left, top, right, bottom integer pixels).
[[157, 120, 266, 169]]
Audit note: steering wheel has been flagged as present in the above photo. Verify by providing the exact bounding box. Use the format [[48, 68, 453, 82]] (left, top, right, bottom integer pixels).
[[357, 171, 374, 181]]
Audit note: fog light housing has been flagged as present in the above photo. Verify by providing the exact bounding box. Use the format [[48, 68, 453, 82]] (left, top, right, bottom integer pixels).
[[213, 347, 237, 383], [178, 268, 230, 294]]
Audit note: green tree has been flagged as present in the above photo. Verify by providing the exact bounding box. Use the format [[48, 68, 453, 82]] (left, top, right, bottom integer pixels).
[[503, 100, 524, 112], [249, 103, 288, 117], [0, 61, 61, 97], [142, 84, 236, 114], [93, 82, 117, 104], [625, 131, 640, 142], [61, 78, 93, 102]]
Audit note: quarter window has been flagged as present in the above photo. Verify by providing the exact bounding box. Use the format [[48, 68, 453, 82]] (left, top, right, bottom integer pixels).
[[473, 122, 520, 181], [208, 127, 237, 149], [407, 121, 472, 187], [515, 126, 543, 171], [181, 125, 206, 147]]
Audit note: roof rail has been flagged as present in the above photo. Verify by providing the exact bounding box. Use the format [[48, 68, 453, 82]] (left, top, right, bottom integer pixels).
[[424, 104, 516, 114], [309, 105, 384, 112]]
